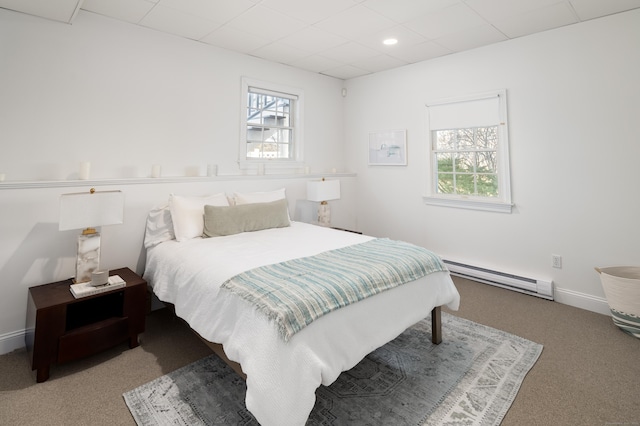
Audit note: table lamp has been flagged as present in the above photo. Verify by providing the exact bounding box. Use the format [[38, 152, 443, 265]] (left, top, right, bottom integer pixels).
[[59, 188, 124, 284], [307, 178, 340, 226]]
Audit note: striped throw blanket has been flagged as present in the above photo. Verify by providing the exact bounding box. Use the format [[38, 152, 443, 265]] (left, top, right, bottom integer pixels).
[[220, 238, 447, 342]]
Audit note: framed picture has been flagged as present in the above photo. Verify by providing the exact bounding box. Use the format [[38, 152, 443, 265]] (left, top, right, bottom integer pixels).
[[368, 129, 407, 166]]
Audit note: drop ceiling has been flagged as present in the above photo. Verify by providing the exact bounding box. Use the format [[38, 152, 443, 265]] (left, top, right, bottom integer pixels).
[[2, 0, 639, 79]]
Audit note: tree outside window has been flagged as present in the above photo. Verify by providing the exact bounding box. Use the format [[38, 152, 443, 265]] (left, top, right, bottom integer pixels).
[[434, 126, 498, 197]]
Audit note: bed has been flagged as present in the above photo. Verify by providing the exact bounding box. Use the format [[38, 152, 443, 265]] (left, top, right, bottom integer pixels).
[[142, 190, 460, 426]]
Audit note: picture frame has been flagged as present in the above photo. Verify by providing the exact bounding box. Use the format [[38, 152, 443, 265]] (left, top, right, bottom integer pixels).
[[368, 129, 407, 166]]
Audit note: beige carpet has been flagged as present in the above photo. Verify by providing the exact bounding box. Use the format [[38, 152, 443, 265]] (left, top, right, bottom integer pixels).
[[1, 276, 639, 425]]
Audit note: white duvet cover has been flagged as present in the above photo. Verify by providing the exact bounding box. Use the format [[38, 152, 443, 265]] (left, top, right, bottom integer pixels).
[[144, 222, 460, 426]]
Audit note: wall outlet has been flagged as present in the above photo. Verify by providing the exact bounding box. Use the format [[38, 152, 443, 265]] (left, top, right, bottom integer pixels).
[[552, 255, 562, 269]]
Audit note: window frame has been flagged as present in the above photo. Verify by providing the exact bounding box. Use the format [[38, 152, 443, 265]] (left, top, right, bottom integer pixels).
[[239, 77, 304, 171], [423, 89, 513, 213]]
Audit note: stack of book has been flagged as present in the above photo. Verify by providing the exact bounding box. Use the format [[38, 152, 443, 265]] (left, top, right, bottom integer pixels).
[[70, 275, 126, 299]]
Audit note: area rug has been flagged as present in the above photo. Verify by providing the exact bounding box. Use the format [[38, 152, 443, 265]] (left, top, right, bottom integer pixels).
[[124, 313, 542, 425]]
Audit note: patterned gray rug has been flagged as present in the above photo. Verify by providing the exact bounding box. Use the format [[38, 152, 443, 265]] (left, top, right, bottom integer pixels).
[[124, 313, 542, 425]]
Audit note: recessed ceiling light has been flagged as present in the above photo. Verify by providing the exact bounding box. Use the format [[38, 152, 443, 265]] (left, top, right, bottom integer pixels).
[[383, 38, 398, 46]]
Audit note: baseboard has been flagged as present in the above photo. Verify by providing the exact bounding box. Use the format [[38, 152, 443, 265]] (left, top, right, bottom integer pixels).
[[554, 287, 610, 316], [0, 329, 26, 356]]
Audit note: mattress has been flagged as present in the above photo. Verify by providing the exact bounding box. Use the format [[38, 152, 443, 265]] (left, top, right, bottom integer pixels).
[[144, 221, 460, 425]]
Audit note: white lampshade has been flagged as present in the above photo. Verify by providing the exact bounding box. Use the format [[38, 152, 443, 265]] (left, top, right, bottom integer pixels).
[[59, 190, 124, 231], [307, 179, 340, 202]]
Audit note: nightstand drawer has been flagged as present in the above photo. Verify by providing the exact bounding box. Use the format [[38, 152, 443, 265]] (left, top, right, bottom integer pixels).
[[58, 317, 129, 363]]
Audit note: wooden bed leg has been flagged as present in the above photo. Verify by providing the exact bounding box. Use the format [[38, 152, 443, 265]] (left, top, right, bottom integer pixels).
[[431, 306, 442, 345]]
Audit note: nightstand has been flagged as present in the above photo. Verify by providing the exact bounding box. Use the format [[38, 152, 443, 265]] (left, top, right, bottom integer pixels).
[[25, 267, 146, 383]]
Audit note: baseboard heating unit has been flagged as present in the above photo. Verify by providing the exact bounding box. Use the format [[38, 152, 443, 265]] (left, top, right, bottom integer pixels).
[[443, 259, 554, 300]]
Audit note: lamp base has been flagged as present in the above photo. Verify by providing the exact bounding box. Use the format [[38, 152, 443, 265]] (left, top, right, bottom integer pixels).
[[317, 202, 331, 227], [75, 232, 101, 283]]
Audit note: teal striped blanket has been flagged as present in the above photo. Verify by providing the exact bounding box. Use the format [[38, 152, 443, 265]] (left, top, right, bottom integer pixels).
[[220, 238, 447, 342]]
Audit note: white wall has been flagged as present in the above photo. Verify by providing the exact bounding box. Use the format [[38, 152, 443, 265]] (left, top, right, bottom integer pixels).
[[0, 10, 346, 180], [0, 9, 352, 354], [344, 10, 640, 313]]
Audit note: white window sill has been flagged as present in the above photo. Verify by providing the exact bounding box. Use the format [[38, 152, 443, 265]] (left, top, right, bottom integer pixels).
[[422, 196, 513, 213]]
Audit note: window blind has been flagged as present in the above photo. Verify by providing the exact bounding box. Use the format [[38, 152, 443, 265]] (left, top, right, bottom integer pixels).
[[427, 95, 500, 130], [249, 86, 298, 100]]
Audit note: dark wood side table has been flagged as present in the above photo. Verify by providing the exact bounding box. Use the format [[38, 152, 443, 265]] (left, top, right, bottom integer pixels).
[[25, 267, 146, 383]]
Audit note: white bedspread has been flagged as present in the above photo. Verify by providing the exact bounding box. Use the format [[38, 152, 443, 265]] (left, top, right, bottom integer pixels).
[[144, 222, 460, 426]]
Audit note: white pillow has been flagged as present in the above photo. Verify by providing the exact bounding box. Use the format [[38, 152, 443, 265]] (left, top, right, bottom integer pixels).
[[169, 193, 229, 241], [143, 204, 175, 249], [234, 188, 286, 205]]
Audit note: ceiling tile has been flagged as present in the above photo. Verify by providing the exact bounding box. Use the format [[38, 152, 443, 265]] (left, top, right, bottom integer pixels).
[[362, 0, 461, 23], [321, 64, 371, 79], [0, 0, 81, 22], [251, 42, 310, 64], [569, 0, 640, 21], [157, 0, 255, 24], [82, 0, 155, 24], [464, 0, 564, 22], [225, 5, 306, 42], [319, 41, 381, 63], [387, 40, 452, 63], [351, 54, 408, 73], [314, 4, 397, 40], [491, 2, 579, 38], [357, 24, 428, 52], [404, 3, 488, 40], [278, 26, 348, 55], [200, 24, 270, 53], [260, 0, 357, 24], [288, 54, 344, 73], [139, 4, 222, 40], [435, 23, 508, 52]]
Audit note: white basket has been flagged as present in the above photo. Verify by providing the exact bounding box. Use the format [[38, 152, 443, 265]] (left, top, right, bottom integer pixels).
[[595, 266, 640, 339]]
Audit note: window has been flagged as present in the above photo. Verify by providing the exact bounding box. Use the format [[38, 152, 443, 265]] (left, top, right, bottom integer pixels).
[[425, 90, 512, 213], [434, 126, 498, 197], [239, 78, 304, 170]]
